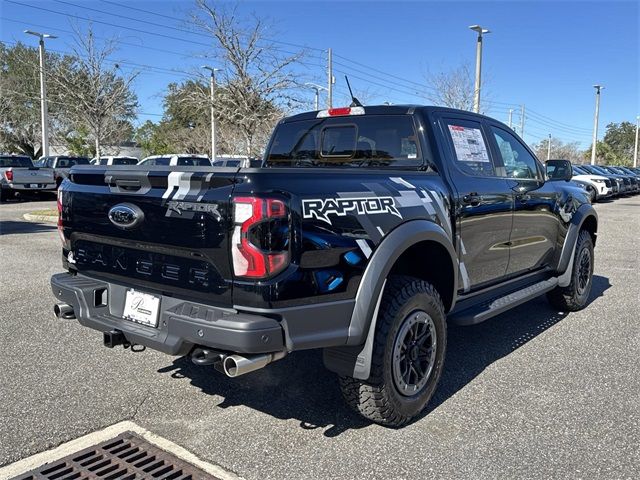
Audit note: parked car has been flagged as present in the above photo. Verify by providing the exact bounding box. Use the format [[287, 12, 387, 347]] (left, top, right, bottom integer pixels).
[[0, 154, 56, 201], [560, 163, 613, 201], [599, 166, 637, 194], [605, 166, 639, 193], [138, 154, 212, 167], [52, 105, 598, 426], [579, 164, 627, 195], [35, 155, 91, 187], [90, 156, 139, 166]]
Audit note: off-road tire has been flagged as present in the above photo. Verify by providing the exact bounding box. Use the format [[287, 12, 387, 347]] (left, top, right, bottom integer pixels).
[[339, 275, 447, 427], [547, 229, 594, 311]]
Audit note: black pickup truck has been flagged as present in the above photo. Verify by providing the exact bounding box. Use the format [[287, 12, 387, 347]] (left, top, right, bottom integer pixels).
[[51, 106, 597, 426]]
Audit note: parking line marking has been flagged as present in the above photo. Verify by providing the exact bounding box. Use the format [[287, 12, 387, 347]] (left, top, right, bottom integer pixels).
[[0, 421, 243, 480]]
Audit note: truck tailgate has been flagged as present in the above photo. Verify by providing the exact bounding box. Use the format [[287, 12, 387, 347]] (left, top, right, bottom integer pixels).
[[61, 166, 238, 307], [9, 167, 54, 185]]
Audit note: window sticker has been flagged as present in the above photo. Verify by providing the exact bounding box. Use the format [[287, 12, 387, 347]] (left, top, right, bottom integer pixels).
[[448, 125, 490, 163]]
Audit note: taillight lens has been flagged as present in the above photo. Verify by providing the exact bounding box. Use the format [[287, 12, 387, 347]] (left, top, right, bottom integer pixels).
[[5, 169, 13, 181], [232, 196, 289, 278], [57, 189, 66, 247]]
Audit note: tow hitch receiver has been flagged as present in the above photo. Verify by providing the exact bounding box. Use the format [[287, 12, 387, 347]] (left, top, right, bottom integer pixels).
[[103, 329, 129, 348]]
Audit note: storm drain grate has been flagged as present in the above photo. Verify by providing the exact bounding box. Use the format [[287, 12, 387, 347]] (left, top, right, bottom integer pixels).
[[15, 431, 220, 480]]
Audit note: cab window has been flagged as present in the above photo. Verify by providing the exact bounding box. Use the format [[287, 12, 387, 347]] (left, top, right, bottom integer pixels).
[[443, 119, 495, 177], [490, 126, 541, 180]]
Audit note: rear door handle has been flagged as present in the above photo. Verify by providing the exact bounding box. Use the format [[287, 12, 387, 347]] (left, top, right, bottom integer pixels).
[[462, 194, 482, 206]]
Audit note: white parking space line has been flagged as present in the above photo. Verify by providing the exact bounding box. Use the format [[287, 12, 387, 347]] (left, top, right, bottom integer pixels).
[[0, 421, 243, 480]]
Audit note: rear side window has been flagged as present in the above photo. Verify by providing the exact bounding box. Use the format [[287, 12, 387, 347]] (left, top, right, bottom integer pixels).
[[177, 157, 211, 166], [0, 156, 33, 167], [443, 119, 495, 177], [57, 157, 89, 167], [266, 115, 421, 168]]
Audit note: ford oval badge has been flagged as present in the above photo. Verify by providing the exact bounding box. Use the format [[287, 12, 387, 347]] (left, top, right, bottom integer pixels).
[[108, 203, 144, 229]]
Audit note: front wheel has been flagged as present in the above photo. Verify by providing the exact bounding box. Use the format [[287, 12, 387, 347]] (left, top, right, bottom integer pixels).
[[586, 186, 597, 203], [339, 276, 447, 427], [547, 229, 594, 311]]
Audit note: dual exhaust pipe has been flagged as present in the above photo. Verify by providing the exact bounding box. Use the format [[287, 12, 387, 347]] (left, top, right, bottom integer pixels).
[[191, 348, 286, 378]]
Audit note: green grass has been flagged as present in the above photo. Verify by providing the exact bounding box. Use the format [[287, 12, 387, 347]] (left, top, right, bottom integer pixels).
[[28, 209, 57, 217]]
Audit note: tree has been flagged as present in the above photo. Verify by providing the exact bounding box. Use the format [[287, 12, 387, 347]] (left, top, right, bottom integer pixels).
[[602, 121, 636, 165], [51, 26, 138, 158], [532, 137, 584, 163], [424, 64, 476, 111], [0, 42, 69, 157], [190, 0, 303, 155]]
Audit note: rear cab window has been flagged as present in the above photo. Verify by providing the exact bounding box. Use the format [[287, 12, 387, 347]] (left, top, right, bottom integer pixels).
[[112, 158, 138, 165], [0, 156, 33, 168], [177, 157, 211, 166], [265, 115, 421, 168]]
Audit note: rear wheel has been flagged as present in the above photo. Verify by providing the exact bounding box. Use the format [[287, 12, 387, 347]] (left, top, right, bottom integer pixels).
[[339, 275, 447, 427], [0, 188, 10, 202], [547, 229, 594, 311]]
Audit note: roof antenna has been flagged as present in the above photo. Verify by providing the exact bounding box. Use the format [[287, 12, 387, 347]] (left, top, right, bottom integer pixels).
[[344, 75, 363, 107]]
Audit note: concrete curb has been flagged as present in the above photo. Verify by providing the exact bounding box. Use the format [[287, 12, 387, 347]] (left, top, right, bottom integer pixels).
[[0, 421, 244, 480], [23, 213, 57, 224]]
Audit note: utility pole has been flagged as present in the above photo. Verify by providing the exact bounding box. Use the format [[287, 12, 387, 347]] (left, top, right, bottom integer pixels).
[[327, 48, 333, 109], [201, 66, 221, 161], [634, 115, 639, 168], [469, 25, 490, 113], [590, 84, 603, 165], [24, 30, 56, 158], [508, 109, 513, 129], [547, 134, 552, 160], [305, 83, 328, 111], [520, 105, 525, 138]]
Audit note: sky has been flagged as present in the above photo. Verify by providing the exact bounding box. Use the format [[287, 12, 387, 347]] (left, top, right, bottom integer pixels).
[[1, 0, 638, 147]]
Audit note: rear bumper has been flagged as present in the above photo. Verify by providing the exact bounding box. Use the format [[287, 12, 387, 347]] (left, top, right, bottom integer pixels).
[[3, 183, 56, 191], [51, 272, 286, 356]]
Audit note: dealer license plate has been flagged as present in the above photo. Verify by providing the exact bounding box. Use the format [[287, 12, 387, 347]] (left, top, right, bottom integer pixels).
[[29, 184, 38, 188], [122, 289, 160, 327]]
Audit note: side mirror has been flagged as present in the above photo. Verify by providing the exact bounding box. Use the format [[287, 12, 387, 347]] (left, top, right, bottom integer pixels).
[[545, 159, 573, 182]]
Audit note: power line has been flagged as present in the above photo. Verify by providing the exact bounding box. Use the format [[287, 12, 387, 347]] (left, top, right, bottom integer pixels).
[[99, 0, 326, 53]]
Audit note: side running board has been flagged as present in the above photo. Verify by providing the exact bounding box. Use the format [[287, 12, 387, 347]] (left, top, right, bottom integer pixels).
[[448, 278, 559, 326]]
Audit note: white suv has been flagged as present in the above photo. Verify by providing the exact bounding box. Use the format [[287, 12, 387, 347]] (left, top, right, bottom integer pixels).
[[571, 164, 614, 202], [138, 154, 211, 167]]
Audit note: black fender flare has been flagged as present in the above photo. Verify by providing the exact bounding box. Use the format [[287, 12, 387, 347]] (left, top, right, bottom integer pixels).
[[323, 220, 458, 380], [557, 203, 598, 283]]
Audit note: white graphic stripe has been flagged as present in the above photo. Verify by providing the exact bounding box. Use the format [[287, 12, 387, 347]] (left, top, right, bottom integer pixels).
[[356, 239, 372, 258], [390, 177, 416, 189], [162, 171, 182, 199]]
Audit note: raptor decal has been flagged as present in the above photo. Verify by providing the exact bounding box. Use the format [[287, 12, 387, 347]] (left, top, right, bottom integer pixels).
[[302, 196, 402, 225]]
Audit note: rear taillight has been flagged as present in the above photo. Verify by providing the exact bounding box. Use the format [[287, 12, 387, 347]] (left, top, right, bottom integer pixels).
[[231, 196, 289, 278], [57, 189, 66, 247], [5, 169, 13, 181]]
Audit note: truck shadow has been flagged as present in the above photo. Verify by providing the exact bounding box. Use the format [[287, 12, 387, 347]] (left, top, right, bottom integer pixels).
[[0, 220, 56, 235], [159, 275, 611, 436]]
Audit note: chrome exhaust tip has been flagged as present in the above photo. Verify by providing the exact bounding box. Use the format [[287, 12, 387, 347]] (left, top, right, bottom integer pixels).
[[54, 303, 75, 320], [223, 351, 286, 378]]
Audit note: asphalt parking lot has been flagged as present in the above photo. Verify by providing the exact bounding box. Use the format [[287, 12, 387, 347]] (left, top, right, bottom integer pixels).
[[1, 196, 638, 479]]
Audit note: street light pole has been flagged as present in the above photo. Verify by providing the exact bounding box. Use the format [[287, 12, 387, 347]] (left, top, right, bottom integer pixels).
[[201, 66, 221, 161], [547, 134, 552, 160], [590, 84, 603, 165], [24, 30, 57, 158], [469, 25, 490, 114], [634, 115, 639, 168], [304, 83, 328, 111]]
